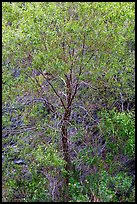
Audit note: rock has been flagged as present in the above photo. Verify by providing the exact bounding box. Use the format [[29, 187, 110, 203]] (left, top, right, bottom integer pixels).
[[14, 159, 26, 165]]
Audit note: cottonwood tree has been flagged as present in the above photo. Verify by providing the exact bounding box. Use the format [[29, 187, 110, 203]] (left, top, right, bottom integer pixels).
[[2, 2, 135, 201]]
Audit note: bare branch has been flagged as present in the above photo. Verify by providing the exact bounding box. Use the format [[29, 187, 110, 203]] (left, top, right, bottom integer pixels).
[[82, 33, 86, 56], [80, 81, 97, 90], [39, 70, 67, 110], [24, 71, 42, 90], [68, 82, 79, 108]]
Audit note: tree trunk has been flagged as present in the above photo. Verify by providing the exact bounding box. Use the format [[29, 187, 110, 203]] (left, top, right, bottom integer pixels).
[[61, 73, 77, 201], [61, 107, 71, 202]]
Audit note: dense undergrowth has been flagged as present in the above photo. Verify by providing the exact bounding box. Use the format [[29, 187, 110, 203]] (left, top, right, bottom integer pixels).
[[2, 108, 135, 202], [2, 2, 135, 202]]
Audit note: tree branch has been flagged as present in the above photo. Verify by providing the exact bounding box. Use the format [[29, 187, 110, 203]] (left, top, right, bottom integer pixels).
[[39, 70, 67, 110]]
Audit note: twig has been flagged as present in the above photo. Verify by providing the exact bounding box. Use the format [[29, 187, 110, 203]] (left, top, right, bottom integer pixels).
[[38, 70, 67, 111]]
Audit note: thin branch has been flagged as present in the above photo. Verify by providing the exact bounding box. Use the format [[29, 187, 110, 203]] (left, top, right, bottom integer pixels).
[[68, 82, 79, 108], [79, 81, 98, 90], [82, 33, 86, 56], [39, 70, 67, 110], [24, 71, 42, 90]]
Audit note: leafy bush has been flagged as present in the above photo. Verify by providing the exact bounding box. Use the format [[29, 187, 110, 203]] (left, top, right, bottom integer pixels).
[[69, 177, 90, 202], [98, 170, 133, 202], [3, 166, 51, 202], [99, 109, 135, 157]]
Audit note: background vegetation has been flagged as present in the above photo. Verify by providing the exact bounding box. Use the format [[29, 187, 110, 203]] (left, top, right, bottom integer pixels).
[[2, 2, 135, 202]]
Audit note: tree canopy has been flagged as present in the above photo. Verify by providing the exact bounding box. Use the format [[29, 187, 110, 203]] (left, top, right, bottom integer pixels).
[[2, 2, 135, 202]]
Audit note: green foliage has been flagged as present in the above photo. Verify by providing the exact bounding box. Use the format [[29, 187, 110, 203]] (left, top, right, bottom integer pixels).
[[99, 109, 135, 157], [2, 141, 64, 202], [2, 2, 135, 202], [69, 169, 134, 202], [76, 146, 97, 166], [31, 143, 65, 168], [83, 170, 134, 202], [2, 2, 135, 116], [69, 178, 90, 202], [98, 170, 133, 202], [3, 166, 51, 202], [2, 114, 11, 127]]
